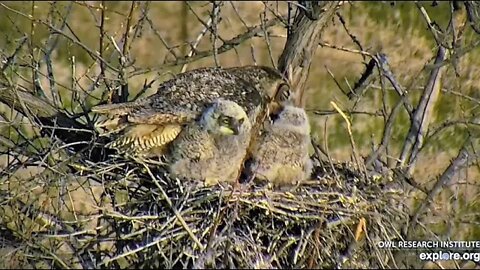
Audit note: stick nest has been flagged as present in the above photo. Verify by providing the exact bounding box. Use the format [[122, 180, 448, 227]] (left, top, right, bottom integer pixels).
[[0, 151, 408, 269]]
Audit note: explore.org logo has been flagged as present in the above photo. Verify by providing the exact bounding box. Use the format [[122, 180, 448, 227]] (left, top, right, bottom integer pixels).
[[377, 240, 480, 250], [376, 240, 480, 262]]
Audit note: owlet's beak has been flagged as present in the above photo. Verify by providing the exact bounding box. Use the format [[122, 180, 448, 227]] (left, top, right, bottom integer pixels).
[[230, 118, 245, 135]]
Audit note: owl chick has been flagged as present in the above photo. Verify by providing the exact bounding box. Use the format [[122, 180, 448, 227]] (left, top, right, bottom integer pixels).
[[91, 66, 289, 157], [245, 104, 312, 186], [165, 98, 251, 186]]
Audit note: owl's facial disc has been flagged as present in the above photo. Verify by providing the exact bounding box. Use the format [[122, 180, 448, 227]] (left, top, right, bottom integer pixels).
[[217, 115, 244, 135]]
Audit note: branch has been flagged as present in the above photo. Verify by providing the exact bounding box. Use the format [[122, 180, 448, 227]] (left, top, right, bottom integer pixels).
[[398, 46, 447, 170], [277, 1, 341, 106], [374, 53, 414, 119], [0, 85, 106, 160], [181, 1, 221, 73], [365, 96, 406, 169], [347, 58, 376, 100], [407, 136, 476, 237], [130, 15, 285, 77], [465, 1, 480, 34], [0, 3, 119, 73]]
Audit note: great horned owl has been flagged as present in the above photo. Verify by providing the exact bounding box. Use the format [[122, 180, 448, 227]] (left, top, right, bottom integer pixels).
[[91, 65, 289, 157], [166, 98, 251, 186], [245, 103, 312, 186]]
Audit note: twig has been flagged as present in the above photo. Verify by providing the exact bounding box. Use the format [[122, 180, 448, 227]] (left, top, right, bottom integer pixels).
[[416, 2, 444, 47], [365, 85, 405, 169], [0, 35, 28, 73], [261, 5, 277, 70], [210, 1, 222, 67], [407, 137, 473, 237], [110, 1, 136, 103], [229, 1, 249, 30], [130, 16, 285, 76], [374, 53, 414, 119], [181, 1, 220, 73], [278, 1, 341, 106], [98, 1, 107, 99], [142, 163, 205, 251], [132, 77, 157, 101], [379, 62, 390, 166], [143, 11, 178, 60], [311, 109, 383, 117], [336, 11, 365, 61], [319, 41, 373, 57], [0, 3, 119, 73], [409, 119, 480, 167], [324, 65, 347, 96], [250, 44, 258, 65], [42, 2, 74, 108], [330, 101, 365, 175]]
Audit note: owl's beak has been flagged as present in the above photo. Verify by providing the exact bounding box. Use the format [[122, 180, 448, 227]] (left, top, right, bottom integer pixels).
[[218, 118, 244, 136]]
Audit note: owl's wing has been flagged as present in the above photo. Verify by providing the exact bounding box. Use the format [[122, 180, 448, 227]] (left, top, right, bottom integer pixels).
[[106, 123, 183, 156], [91, 99, 149, 116], [127, 109, 195, 125], [93, 100, 200, 157]]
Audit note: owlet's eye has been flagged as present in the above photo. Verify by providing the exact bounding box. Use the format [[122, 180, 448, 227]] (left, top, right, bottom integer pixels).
[[238, 118, 245, 125], [219, 116, 230, 125]]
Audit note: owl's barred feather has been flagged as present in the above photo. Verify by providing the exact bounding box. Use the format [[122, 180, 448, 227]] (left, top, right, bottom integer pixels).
[[106, 124, 182, 156]]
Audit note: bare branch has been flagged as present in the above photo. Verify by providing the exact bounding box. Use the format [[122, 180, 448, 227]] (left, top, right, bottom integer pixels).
[[336, 11, 365, 61], [407, 136, 477, 237], [0, 3, 119, 73], [260, 5, 277, 70], [374, 53, 414, 119], [319, 41, 373, 58], [130, 16, 285, 77], [365, 94, 406, 169], [465, 1, 480, 34], [0, 86, 101, 158], [210, 1, 223, 67], [278, 1, 341, 106], [347, 58, 376, 100], [398, 46, 447, 171], [181, 1, 221, 73]]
